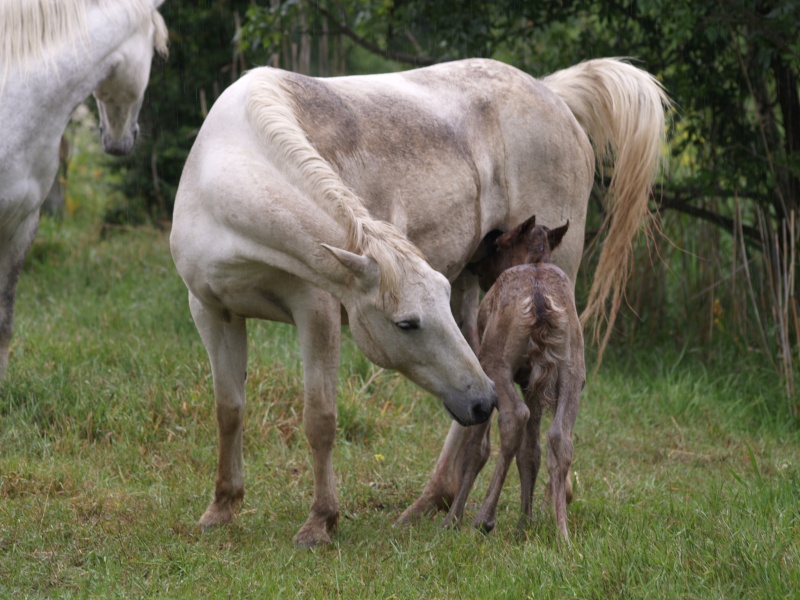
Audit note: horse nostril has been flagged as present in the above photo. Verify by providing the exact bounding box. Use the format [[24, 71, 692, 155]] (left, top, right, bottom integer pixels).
[[470, 398, 495, 424]]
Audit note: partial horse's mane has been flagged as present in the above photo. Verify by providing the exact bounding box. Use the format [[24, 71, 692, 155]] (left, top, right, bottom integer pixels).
[[245, 68, 428, 306], [0, 0, 168, 87]]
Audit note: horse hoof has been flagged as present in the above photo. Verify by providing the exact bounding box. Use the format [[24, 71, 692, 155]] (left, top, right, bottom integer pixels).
[[394, 496, 442, 526]]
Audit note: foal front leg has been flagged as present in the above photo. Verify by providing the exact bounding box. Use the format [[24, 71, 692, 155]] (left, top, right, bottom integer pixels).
[[292, 291, 341, 547], [190, 293, 248, 528], [472, 370, 529, 534]]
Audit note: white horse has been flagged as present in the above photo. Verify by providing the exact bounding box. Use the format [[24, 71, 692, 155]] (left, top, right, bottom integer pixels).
[[0, 0, 168, 381], [170, 58, 669, 546]]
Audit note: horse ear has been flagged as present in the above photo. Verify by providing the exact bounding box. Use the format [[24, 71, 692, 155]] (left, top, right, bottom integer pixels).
[[321, 244, 380, 289], [548, 220, 569, 250], [153, 0, 165, 8]]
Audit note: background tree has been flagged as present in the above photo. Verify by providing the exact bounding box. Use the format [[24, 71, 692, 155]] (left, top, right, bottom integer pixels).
[[107, 0, 797, 404], [107, 0, 251, 224]]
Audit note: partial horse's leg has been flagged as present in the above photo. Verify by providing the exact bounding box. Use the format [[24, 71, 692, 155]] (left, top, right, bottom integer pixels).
[[546, 370, 581, 542], [396, 273, 483, 524], [441, 418, 491, 529], [516, 386, 543, 532], [292, 289, 341, 547], [0, 214, 39, 382], [472, 369, 529, 534], [190, 293, 248, 528]]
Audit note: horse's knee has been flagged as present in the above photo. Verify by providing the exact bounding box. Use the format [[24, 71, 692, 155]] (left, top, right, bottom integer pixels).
[[498, 402, 529, 448], [303, 397, 337, 450], [547, 429, 574, 471]]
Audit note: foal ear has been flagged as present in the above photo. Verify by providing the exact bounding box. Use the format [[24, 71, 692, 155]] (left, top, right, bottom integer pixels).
[[496, 214, 536, 248], [548, 220, 570, 251], [321, 244, 380, 288]]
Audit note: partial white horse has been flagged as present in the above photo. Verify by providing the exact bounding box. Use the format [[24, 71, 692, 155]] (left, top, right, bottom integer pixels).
[[170, 58, 669, 546], [0, 0, 168, 381]]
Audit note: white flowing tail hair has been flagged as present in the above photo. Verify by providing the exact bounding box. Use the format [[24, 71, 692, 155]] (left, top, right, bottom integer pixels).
[[543, 58, 671, 358]]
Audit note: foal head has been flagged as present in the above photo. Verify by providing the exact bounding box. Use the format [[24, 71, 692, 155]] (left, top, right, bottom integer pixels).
[[471, 215, 570, 292], [93, 0, 168, 155]]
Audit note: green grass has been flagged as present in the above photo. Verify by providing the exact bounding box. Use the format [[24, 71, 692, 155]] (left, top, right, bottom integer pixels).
[[1, 197, 799, 597]]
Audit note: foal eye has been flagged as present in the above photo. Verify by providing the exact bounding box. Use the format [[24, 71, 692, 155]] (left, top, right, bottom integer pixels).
[[395, 319, 420, 331]]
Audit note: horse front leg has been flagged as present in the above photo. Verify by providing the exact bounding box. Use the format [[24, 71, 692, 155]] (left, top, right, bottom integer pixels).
[[292, 290, 341, 547], [0, 213, 39, 382], [189, 293, 248, 528]]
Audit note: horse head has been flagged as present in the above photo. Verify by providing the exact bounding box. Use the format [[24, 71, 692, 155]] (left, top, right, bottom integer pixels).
[[93, 0, 168, 156], [322, 244, 496, 427]]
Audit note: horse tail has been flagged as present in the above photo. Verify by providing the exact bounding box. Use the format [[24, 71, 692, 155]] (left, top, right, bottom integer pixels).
[[244, 68, 425, 304], [542, 58, 671, 358]]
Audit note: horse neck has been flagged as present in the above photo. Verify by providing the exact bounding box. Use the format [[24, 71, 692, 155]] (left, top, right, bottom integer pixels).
[[8, 5, 142, 149]]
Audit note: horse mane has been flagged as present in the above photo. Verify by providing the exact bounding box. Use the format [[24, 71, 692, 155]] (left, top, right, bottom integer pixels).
[[0, 0, 168, 88], [245, 68, 429, 306]]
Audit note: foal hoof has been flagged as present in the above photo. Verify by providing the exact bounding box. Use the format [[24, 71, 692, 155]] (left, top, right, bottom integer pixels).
[[198, 501, 236, 529], [294, 510, 339, 548], [294, 526, 332, 548], [473, 517, 496, 535]]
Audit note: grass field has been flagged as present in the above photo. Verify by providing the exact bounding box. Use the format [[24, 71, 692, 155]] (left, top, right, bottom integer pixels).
[[1, 171, 799, 597]]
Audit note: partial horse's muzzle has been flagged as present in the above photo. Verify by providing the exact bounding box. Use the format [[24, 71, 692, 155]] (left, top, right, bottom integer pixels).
[[442, 380, 497, 426], [99, 122, 139, 156]]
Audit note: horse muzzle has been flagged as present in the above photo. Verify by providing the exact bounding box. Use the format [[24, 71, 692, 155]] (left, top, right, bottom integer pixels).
[[441, 380, 497, 426], [100, 122, 139, 156]]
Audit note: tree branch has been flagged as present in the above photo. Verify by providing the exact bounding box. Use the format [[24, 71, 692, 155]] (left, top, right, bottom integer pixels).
[[656, 189, 762, 249], [308, 0, 440, 67]]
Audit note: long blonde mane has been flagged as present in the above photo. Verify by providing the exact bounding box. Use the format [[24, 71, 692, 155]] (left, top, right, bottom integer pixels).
[[245, 69, 428, 305], [0, 0, 168, 86]]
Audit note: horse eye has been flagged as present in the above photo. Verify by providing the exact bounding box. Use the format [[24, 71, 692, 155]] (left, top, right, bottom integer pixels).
[[395, 319, 419, 331]]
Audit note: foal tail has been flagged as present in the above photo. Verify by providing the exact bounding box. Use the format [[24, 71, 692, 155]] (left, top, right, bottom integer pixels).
[[542, 59, 671, 358]]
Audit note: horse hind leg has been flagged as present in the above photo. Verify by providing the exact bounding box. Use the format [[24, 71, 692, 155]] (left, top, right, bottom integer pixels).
[[189, 293, 248, 529], [396, 273, 482, 525], [395, 421, 476, 525], [441, 417, 492, 529], [291, 289, 341, 547]]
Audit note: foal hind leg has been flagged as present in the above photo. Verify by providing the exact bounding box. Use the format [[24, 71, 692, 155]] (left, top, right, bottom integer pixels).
[[292, 289, 341, 547], [516, 388, 543, 533], [546, 379, 580, 542], [0, 213, 39, 382], [190, 293, 248, 528], [473, 370, 529, 534]]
